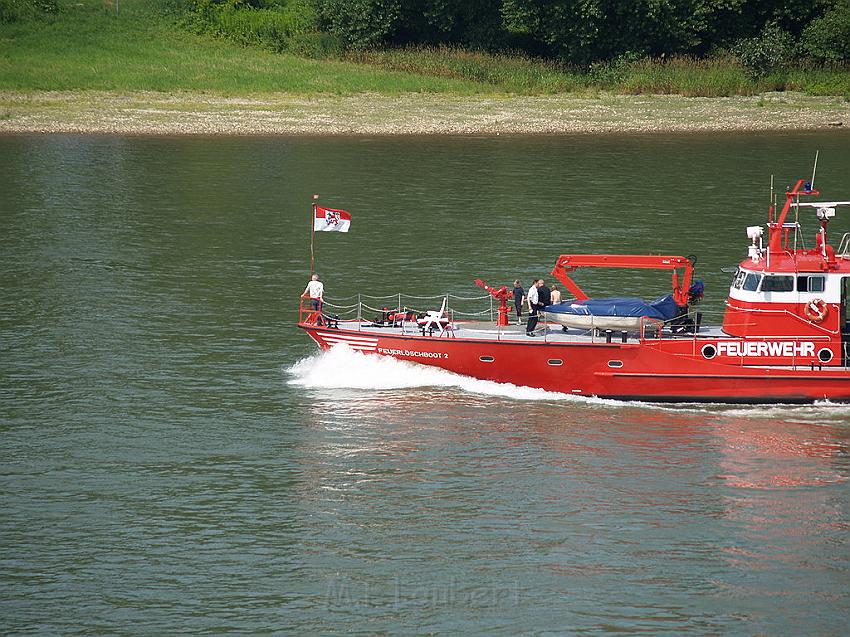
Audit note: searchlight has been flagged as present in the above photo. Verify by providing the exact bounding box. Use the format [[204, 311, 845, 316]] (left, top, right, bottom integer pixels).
[[746, 225, 764, 262]]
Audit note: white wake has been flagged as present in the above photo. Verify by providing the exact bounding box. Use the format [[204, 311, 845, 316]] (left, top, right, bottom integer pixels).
[[287, 344, 608, 403], [287, 345, 850, 419]]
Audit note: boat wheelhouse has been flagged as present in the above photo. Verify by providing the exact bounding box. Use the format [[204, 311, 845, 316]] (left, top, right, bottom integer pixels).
[[722, 179, 850, 361]]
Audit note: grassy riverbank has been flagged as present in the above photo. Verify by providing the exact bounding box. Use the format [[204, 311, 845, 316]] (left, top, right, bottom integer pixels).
[[3, 0, 849, 97], [0, 2, 486, 94], [1, 0, 849, 135]]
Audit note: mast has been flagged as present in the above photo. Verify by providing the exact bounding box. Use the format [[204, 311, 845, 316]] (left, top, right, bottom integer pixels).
[[310, 194, 319, 275]]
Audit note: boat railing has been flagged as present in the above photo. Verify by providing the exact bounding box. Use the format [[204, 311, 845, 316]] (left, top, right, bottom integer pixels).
[[307, 294, 724, 344], [723, 299, 839, 336], [298, 296, 324, 326], [837, 233, 850, 259], [303, 291, 495, 334], [640, 317, 666, 340], [305, 293, 729, 345]]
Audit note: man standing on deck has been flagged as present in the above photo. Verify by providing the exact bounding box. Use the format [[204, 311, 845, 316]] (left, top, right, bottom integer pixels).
[[512, 279, 525, 325], [302, 273, 324, 324], [526, 279, 542, 336], [538, 280, 552, 308]]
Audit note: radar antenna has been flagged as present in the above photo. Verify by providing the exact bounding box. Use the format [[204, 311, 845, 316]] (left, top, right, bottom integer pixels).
[[811, 150, 819, 191]]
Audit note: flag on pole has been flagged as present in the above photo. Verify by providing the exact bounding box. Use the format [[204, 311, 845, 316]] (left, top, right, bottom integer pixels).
[[314, 206, 351, 232]]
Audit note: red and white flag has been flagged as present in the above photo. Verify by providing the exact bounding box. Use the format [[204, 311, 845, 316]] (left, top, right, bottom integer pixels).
[[314, 206, 351, 232]]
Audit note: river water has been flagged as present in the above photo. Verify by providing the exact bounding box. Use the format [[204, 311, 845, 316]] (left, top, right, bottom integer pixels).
[[2, 132, 850, 635]]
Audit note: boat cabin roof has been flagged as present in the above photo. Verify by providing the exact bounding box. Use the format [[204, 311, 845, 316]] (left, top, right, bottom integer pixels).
[[738, 251, 850, 274]]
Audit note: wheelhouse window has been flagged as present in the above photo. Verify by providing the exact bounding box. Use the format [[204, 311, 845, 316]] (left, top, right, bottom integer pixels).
[[742, 272, 762, 292], [798, 275, 825, 293], [731, 269, 746, 289], [761, 275, 794, 292]]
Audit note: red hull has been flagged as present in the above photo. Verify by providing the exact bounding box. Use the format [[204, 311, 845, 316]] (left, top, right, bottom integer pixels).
[[300, 323, 850, 403]]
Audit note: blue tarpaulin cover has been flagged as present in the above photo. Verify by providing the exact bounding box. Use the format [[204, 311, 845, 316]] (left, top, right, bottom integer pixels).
[[545, 295, 679, 320]]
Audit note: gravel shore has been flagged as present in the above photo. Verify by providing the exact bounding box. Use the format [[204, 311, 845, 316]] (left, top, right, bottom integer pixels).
[[1, 90, 848, 136]]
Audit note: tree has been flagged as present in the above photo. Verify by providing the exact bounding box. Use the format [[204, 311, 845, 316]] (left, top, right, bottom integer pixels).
[[395, 0, 506, 49], [501, 0, 711, 64], [802, 1, 850, 62], [313, 0, 400, 49]]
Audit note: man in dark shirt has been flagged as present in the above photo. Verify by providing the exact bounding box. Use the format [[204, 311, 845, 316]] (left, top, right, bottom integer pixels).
[[526, 278, 550, 336], [512, 279, 525, 325], [538, 280, 552, 308]]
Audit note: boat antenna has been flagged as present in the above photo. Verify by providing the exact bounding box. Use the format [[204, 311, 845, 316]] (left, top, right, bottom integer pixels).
[[811, 150, 819, 191], [769, 175, 774, 222]]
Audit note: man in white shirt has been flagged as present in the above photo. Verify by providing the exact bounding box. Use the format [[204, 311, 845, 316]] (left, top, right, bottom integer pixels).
[[303, 273, 324, 312], [526, 279, 541, 336]]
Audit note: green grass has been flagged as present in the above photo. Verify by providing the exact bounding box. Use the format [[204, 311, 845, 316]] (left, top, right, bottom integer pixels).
[[346, 47, 849, 98], [0, 0, 490, 94], [1, 0, 848, 97], [611, 57, 753, 97], [346, 46, 589, 94], [780, 65, 850, 96]]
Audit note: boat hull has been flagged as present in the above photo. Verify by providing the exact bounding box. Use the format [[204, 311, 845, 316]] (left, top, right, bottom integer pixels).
[[299, 323, 850, 403]]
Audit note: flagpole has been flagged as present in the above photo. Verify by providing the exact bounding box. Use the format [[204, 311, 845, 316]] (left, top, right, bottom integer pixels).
[[310, 194, 318, 275]]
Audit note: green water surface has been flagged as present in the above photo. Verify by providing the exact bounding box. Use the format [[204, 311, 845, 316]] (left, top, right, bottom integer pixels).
[[2, 132, 850, 635]]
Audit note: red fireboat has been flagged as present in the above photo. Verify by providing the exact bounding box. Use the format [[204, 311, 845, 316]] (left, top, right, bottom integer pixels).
[[299, 176, 850, 403]]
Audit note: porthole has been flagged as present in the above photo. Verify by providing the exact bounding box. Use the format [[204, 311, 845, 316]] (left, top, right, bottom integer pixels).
[[608, 360, 624, 368], [479, 355, 495, 363], [818, 348, 833, 363], [547, 359, 563, 366], [702, 344, 717, 360]]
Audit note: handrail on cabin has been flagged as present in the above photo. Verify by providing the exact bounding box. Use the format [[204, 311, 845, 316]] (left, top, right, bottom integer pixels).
[[723, 300, 838, 336], [837, 233, 850, 259]]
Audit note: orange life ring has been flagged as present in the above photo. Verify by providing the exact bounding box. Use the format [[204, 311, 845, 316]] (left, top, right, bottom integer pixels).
[[804, 298, 828, 323]]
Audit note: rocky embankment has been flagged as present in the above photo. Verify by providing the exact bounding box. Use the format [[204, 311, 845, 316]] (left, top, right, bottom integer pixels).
[[1, 91, 848, 135]]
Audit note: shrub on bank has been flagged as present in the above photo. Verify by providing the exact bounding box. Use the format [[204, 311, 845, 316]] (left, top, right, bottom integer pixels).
[[732, 22, 797, 79], [802, 3, 850, 63], [313, 0, 398, 51], [286, 30, 343, 58], [0, 0, 58, 23], [182, 0, 318, 53]]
